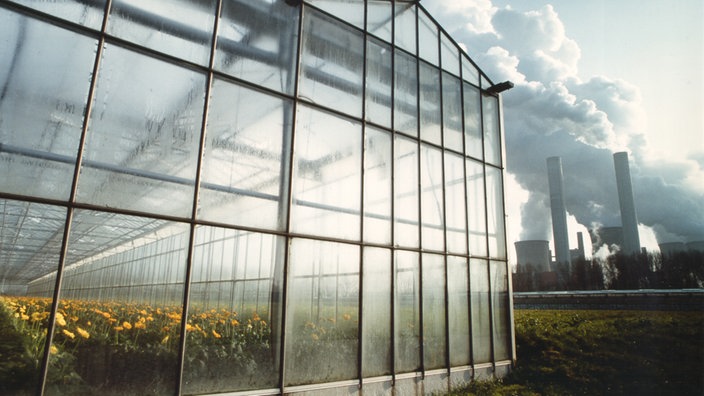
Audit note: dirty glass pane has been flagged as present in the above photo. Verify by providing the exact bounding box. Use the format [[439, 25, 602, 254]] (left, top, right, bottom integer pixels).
[[418, 11, 438, 66], [366, 37, 393, 129], [445, 153, 467, 255], [420, 144, 444, 251], [443, 72, 464, 152], [394, 51, 418, 137], [490, 260, 510, 361], [285, 238, 359, 386], [7, 0, 105, 29], [467, 159, 487, 256], [216, 0, 299, 94], [183, 227, 283, 393], [462, 57, 480, 86], [470, 258, 491, 363], [483, 94, 502, 166], [0, 200, 65, 395], [367, 0, 392, 42], [108, 0, 217, 66], [394, 250, 420, 373], [393, 3, 416, 54], [447, 256, 470, 366], [0, 12, 96, 200], [486, 166, 506, 259], [299, 8, 364, 118], [46, 210, 189, 395], [419, 62, 441, 145], [199, 79, 291, 231], [394, 136, 419, 248], [76, 45, 206, 218], [291, 105, 362, 241], [422, 253, 446, 370], [364, 127, 392, 245], [312, 0, 364, 29], [464, 83, 483, 160], [362, 247, 392, 376], [441, 33, 460, 76]]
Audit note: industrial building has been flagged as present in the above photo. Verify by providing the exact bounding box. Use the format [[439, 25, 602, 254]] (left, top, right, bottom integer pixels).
[[0, 1, 513, 395]]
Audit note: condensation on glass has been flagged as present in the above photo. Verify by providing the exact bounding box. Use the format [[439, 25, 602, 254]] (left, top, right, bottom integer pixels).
[[0, 1, 511, 395]]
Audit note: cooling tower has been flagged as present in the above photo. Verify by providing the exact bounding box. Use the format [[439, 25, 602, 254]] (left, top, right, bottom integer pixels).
[[686, 241, 704, 253], [613, 152, 641, 255], [515, 240, 551, 273], [547, 157, 571, 265]]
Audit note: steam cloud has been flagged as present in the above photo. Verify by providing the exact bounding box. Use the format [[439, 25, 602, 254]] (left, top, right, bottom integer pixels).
[[424, 1, 704, 254]]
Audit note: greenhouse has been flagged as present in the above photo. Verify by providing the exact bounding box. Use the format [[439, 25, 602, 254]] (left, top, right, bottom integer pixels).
[[0, 0, 514, 395]]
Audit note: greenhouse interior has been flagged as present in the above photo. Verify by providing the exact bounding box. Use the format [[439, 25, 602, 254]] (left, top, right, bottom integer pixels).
[[0, 0, 514, 394]]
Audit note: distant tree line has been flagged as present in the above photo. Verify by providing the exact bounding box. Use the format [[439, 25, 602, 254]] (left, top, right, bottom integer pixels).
[[513, 250, 704, 292]]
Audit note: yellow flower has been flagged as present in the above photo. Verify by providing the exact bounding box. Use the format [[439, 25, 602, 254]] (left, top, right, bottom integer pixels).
[[342, 313, 352, 321], [231, 319, 239, 326], [20, 313, 29, 321], [161, 335, 169, 344], [50, 345, 59, 355], [62, 329, 75, 339], [212, 329, 221, 339], [311, 333, 319, 341], [55, 313, 67, 327], [114, 326, 124, 331], [76, 327, 90, 339], [122, 321, 132, 330]]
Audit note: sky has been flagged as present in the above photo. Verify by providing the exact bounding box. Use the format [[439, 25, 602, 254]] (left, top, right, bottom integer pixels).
[[422, 0, 704, 262]]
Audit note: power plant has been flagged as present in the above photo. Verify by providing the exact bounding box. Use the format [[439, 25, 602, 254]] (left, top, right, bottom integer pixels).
[[546, 157, 571, 266]]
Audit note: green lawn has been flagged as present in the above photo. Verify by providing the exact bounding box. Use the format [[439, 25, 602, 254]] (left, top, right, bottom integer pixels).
[[449, 309, 704, 396]]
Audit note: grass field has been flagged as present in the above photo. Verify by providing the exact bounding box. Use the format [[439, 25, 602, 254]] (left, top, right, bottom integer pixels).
[[449, 309, 704, 396]]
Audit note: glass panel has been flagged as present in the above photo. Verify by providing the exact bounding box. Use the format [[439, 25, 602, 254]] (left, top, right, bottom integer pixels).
[[107, 0, 217, 66], [393, 3, 416, 54], [299, 9, 364, 118], [285, 238, 359, 385], [199, 79, 292, 231], [490, 260, 510, 361], [216, 0, 299, 94], [364, 127, 392, 245], [365, 37, 392, 129], [486, 166, 506, 259], [76, 45, 206, 218], [183, 227, 283, 393], [442, 72, 464, 152], [394, 136, 419, 248], [394, 250, 420, 373], [483, 94, 502, 166], [312, 0, 364, 29], [0, 12, 96, 200], [418, 11, 438, 66], [7, 0, 106, 29], [366, 0, 392, 42], [422, 253, 446, 370], [467, 159, 487, 256], [445, 153, 467, 254], [441, 33, 460, 76], [362, 247, 391, 376], [419, 62, 441, 145], [46, 211, 189, 394], [462, 57, 480, 86], [0, 200, 65, 395], [394, 51, 418, 137], [291, 105, 362, 241], [470, 258, 491, 363], [420, 144, 444, 251], [463, 83, 483, 159], [447, 256, 470, 366]]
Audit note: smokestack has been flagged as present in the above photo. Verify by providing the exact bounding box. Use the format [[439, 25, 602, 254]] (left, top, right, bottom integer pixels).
[[547, 157, 571, 266], [613, 152, 641, 255]]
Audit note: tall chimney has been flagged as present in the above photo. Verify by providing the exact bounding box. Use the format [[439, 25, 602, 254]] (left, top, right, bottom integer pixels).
[[547, 157, 571, 267], [613, 152, 641, 255]]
